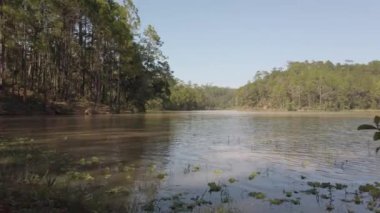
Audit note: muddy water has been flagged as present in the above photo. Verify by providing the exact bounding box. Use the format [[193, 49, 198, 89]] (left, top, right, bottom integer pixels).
[[1, 111, 379, 212]]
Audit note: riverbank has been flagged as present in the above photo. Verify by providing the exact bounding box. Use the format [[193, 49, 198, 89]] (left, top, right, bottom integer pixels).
[[1, 93, 380, 116], [234, 107, 380, 115], [0, 94, 113, 116]]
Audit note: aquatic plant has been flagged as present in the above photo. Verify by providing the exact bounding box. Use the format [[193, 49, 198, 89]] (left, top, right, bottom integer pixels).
[[302, 188, 318, 195], [283, 190, 292, 198], [354, 193, 362, 205], [156, 172, 168, 180], [228, 178, 237, 184], [307, 181, 321, 188], [320, 194, 330, 200], [192, 165, 201, 172], [208, 182, 222, 192], [269, 199, 285, 205], [143, 200, 156, 212], [335, 183, 347, 190], [105, 186, 129, 195], [213, 169, 223, 175], [326, 204, 334, 211], [358, 116, 380, 153], [248, 171, 260, 180], [148, 164, 157, 173], [320, 182, 332, 189], [221, 189, 233, 203], [290, 198, 301, 205], [248, 192, 266, 199]]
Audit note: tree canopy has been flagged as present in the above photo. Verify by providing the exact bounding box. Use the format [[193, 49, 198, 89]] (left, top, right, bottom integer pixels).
[[236, 61, 380, 111], [0, 0, 172, 113]]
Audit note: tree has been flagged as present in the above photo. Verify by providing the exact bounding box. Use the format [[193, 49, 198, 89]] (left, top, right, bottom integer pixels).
[[0, 0, 172, 114]]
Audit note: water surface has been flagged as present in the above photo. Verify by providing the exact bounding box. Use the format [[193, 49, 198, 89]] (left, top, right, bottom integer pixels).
[[1, 111, 379, 212]]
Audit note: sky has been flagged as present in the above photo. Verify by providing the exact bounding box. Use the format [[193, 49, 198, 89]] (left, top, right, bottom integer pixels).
[[132, 0, 380, 88]]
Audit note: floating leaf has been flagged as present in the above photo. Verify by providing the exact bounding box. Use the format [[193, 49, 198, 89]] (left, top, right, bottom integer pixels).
[[357, 124, 377, 130], [374, 132, 380, 141], [375, 116, 380, 126]]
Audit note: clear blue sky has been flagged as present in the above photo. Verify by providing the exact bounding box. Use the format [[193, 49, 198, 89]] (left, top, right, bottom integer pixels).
[[133, 0, 380, 88]]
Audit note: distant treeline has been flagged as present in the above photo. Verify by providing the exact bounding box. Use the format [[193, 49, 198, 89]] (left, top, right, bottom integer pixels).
[[236, 61, 380, 111], [164, 82, 235, 110]]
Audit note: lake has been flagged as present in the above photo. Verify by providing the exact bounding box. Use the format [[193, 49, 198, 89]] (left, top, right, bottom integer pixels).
[[1, 111, 380, 212]]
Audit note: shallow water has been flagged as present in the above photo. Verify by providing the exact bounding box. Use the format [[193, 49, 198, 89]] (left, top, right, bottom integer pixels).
[[1, 111, 380, 212]]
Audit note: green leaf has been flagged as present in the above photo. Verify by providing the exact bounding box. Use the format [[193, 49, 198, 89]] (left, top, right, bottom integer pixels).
[[375, 116, 380, 126], [374, 132, 380, 141], [358, 124, 377, 130]]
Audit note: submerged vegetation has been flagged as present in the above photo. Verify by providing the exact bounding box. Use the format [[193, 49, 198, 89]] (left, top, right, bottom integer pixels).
[[1, 136, 380, 212]]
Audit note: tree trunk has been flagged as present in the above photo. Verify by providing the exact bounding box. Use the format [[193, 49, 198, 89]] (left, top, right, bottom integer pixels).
[[0, 0, 4, 91]]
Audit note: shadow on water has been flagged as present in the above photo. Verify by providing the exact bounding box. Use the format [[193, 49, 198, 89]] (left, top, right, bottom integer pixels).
[[0, 114, 175, 212]]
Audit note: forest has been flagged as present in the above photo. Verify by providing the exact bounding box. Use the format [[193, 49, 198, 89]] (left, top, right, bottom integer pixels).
[[1, 1, 380, 114], [236, 61, 380, 111], [0, 0, 172, 113]]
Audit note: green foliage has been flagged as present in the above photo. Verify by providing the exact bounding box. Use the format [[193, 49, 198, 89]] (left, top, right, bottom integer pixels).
[[358, 116, 380, 153], [156, 172, 167, 180], [283, 191, 292, 197], [228, 178, 237, 184], [269, 199, 285, 205], [191, 165, 201, 172], [163, 81, 236, 110], [236, 61, 380, 110], [0, 0, 172, 114], [248, 192, 266, 199], [208, 182, 222, 192], [248, 171, 260, 180], [335, 183, 347, 190]]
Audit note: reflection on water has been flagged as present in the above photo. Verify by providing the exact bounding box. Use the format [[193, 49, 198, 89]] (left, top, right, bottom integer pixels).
[[1, 111, 380, 212]]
